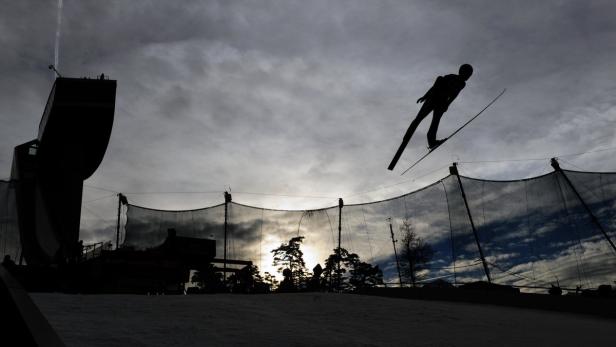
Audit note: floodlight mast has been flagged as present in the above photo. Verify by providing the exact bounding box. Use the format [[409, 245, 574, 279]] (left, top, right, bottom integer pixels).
[[388, 218, 403, 286], [48, 64, 62, 77]]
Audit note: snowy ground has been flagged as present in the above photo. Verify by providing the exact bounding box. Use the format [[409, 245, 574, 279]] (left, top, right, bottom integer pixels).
[[31, 293, 613, 346]]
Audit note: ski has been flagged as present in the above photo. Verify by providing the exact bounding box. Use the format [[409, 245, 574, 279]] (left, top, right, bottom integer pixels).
[[388, 123, 417, 171], [398, 88, 506, 175]]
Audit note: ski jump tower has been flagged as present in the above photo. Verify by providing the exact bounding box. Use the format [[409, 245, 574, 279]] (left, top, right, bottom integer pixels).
[[10, 77, 116, 265]]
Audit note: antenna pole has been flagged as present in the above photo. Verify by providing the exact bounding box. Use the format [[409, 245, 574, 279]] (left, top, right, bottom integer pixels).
[[337, 198, 343, 290], [48, 65, 62, 78], [389, 218, 403, 286]]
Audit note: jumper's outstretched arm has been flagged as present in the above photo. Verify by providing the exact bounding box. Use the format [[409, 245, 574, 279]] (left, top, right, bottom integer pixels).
[[417, 76, 442, 104], [417, 88, 432, 104]]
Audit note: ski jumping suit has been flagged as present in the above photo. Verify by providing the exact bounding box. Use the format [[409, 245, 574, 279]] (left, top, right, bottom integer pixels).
[[407, 74, 466, 147]]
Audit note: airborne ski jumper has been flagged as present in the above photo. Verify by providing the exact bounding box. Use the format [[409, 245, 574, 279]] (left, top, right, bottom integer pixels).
[[388, 64, 473, 170], [398, 88, 506, 175]]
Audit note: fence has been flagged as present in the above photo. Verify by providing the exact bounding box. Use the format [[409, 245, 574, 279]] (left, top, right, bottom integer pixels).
[[121, 162, 616, 291]]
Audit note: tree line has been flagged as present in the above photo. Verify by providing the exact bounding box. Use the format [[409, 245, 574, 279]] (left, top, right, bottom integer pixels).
[[191, 218, 434, 293]]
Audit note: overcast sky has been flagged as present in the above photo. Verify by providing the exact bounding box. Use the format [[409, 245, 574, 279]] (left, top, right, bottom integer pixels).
[[2, 0, 616, 237]]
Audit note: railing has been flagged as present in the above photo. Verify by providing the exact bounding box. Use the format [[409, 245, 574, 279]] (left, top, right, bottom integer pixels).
[[81, 241, 113, 261]]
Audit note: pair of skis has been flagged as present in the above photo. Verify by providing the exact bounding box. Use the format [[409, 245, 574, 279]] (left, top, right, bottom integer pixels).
[[388, 89, 506, 175]]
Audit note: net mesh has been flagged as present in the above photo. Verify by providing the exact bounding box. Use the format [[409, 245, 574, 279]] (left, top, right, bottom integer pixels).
[[122, 169, 616, 290]]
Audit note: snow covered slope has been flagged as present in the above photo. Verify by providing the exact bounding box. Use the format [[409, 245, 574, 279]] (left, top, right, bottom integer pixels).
[[31, 293, 613, 346]]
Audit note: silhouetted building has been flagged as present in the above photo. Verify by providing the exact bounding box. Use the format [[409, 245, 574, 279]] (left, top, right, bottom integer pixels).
[[11, 77, 116, 266]]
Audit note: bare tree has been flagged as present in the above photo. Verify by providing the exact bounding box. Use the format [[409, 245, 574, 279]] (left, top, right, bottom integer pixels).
[[399, 219, 434, 287]]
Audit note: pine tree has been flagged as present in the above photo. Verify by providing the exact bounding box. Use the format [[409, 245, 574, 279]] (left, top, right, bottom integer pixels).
[[271, 236, 309, 290], [262, 272, 279, 291], [322, 247, 351, 291], [191, 264, 225, 293], [322, 247, 383, 291], [349, 259, 383, 290]]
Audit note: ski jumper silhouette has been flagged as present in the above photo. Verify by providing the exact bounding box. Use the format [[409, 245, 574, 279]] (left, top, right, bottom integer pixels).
[[388, 64, 473, 170]]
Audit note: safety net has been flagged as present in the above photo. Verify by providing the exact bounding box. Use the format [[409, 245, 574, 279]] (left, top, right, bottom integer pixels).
[[122, 169, 616, 291]]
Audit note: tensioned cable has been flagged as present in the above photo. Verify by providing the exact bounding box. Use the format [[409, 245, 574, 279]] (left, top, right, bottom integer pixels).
[[83, 194, 117, 204], [523, 180, 537, 281], [92, 161, 616, 213], [553, 172, 587, 288], [441, 180, 457, 285], [82, 205, 108, 223], [361, 208, 374, 262], [259, 209, 264, 270], [87, 184, 338, 200], [85, 147, 616, 206], [558, 158, 608, 203], [121, 168, 616, 213], [123, 191, 220, 195], [343, 215, 355, 254], [555, 158, 616, 258], [123, 190, 338, 200], [232, 191, 338, 199], [458, 145, 616, 165], [84, 184, 119, 193], [323, 209, 336, 249], [558, 158, 587, 172], [558, 145, 616, 158], [459, 158, 547, 164], [348, 164, 451, 198], [296, 211, 309, 237], [486, 261, 534, 283], [425, 259, 482, 270]]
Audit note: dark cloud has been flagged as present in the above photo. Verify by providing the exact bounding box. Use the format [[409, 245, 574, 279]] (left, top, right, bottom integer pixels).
[[2, 1, 616, 229]]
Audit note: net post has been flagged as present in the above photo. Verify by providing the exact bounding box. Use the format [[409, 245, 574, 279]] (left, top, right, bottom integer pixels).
[[337, 198, 343, 290], [116, 193, 127, 250], [388, 218, 403, 287], [441, 181, 457, 286], [550, 158, 616, 254], [449, 163, 492, 283], [224, 191, 232, 279]]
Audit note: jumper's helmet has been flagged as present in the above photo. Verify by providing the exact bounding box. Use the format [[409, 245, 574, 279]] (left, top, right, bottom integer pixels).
[[459, 64, 473, 80]]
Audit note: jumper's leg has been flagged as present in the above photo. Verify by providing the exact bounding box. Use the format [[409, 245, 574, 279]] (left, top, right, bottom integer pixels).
[[388, 104, 433, 170], [427, 109, 445, 148]]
